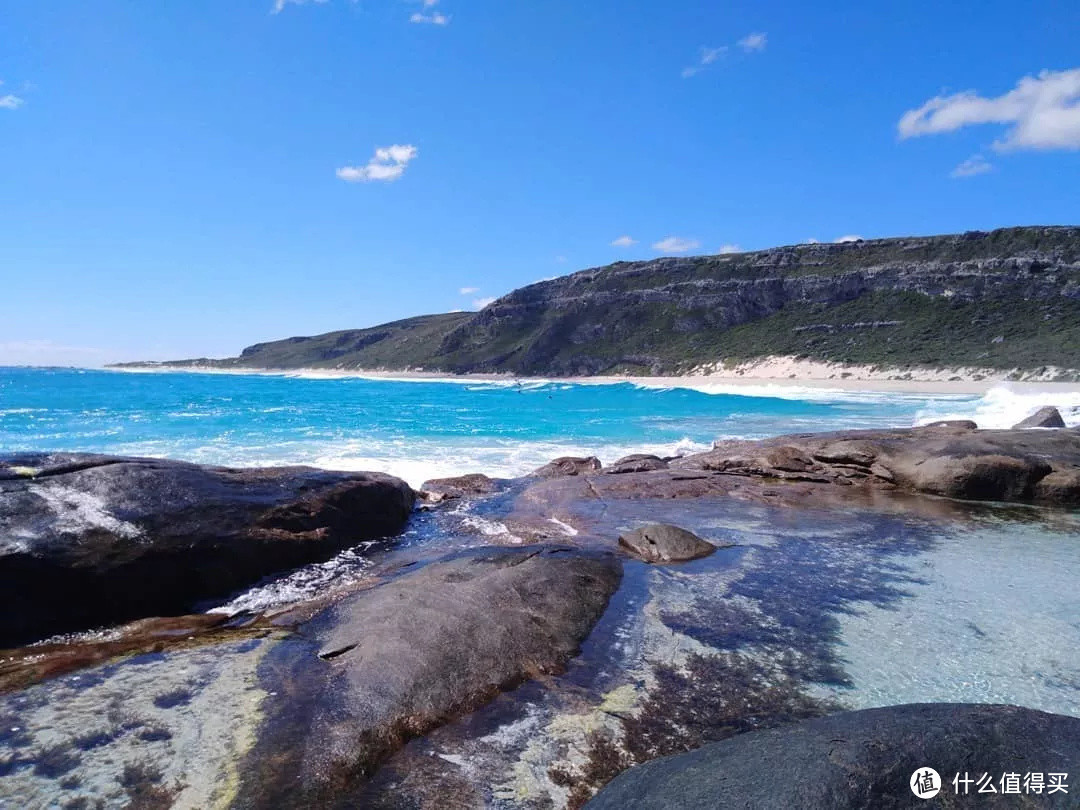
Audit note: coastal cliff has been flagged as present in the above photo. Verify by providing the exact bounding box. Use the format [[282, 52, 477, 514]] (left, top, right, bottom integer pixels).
[[116, 226, 1080, 377]]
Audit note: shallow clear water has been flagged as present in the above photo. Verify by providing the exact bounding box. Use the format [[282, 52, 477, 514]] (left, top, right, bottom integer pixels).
[[0, 366, 1051, 487], [4, 366, 1080, 808]]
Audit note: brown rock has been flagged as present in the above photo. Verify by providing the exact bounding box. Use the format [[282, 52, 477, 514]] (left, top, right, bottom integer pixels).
[[763, 446, 817, 472], [1033, 469, 1080, 503], [883, 453, 1052, 501]]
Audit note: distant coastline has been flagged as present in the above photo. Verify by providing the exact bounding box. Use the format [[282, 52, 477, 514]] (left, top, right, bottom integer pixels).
[[108, 355, 1080, 396]]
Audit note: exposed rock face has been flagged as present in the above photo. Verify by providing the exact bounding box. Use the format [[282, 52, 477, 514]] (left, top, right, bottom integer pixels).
[[532, 456, 604, 478], [0, 453, 415, 646], [237, 545, 622, 807], [618, 524, 719, 563], [1013, 406, 1067, 428], [586, 703, 1080, 809], [678, 425, 1080, 505], [512, 427, 1080, 523], [605, 454, 670, 474]]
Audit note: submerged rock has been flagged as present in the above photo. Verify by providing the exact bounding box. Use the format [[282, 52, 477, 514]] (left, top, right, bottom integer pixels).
[[0, 453, 415, 646], [237, 544, 622, 807], [533, 456, 604, 478], [587, 703, 1080, 809], [1013, 406, 1067, 429], [618, 524, 719, 563]]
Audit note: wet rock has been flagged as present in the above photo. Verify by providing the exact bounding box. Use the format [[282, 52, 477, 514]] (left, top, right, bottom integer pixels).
[[586, 703, 1080, 809], [0, 453, 415, 646], [419, 472, 500, 500], [1013, 406, 1067, 429], [605, 454, 669, 474], [533, 456, 603, 478], [618, 524, 719, 563], [238, 545, 622, 807]]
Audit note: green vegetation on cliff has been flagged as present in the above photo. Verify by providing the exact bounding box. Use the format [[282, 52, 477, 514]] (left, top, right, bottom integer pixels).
[[118, 226, 1080, 377]]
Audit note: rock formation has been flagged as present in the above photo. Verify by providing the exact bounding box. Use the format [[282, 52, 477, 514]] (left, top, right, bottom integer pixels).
[[0, 453, 415, 645]]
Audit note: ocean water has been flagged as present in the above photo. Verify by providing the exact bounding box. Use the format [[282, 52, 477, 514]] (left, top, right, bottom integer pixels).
[[1, 367, 1077, 487]]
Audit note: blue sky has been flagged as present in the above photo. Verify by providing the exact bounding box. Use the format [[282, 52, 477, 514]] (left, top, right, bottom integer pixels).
[[1, 0, 1078, 365]]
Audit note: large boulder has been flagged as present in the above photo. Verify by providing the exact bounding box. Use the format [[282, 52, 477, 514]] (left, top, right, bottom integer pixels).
[[0, 453, 415, 646], [587, 703, 1080, 809], [236, 545, 622, 807], [618, 523, 720, 563], [1013, 406, 1067, 429], [885, 452, 1053, 501]]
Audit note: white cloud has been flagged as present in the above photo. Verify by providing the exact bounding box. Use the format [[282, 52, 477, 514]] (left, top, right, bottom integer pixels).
[[804, 238, 820, 244], [611, 235, 638, 247], [0, 80, 23, 110], [738, 32, 767, 52], [701, 46, 726, 65], [898, 68, 1080, 151], [410, 11, 449, 24], [337, 144, 418, 183], [950, 154, 992, 178], [682, 46, 727, 78], [653, 236, 701, 254], [459, 286, 479, 295], [473, 296, 497, 309], [555, 255, 568, 263], [271, 0, 329, 13], [716, 243, 741, 254], [834, 235, 863, 243]]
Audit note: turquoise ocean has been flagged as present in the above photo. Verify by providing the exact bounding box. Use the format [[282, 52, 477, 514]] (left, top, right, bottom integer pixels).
[[3, 367, 1076, 487]]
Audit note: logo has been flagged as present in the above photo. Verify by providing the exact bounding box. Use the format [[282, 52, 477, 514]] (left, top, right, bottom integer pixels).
[[911, 768, 942, 799]]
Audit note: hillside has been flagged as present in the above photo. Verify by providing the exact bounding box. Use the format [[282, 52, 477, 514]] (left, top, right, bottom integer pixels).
[[117, 226, 1080, 378]]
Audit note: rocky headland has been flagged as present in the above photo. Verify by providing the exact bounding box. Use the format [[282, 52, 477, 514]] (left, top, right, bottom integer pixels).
[[3, 411, 1080, 807], [114, 226, 1080, 380]]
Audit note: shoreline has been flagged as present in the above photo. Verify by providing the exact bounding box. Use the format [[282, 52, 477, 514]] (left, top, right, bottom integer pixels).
[[102, 360, 1080, 397]]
